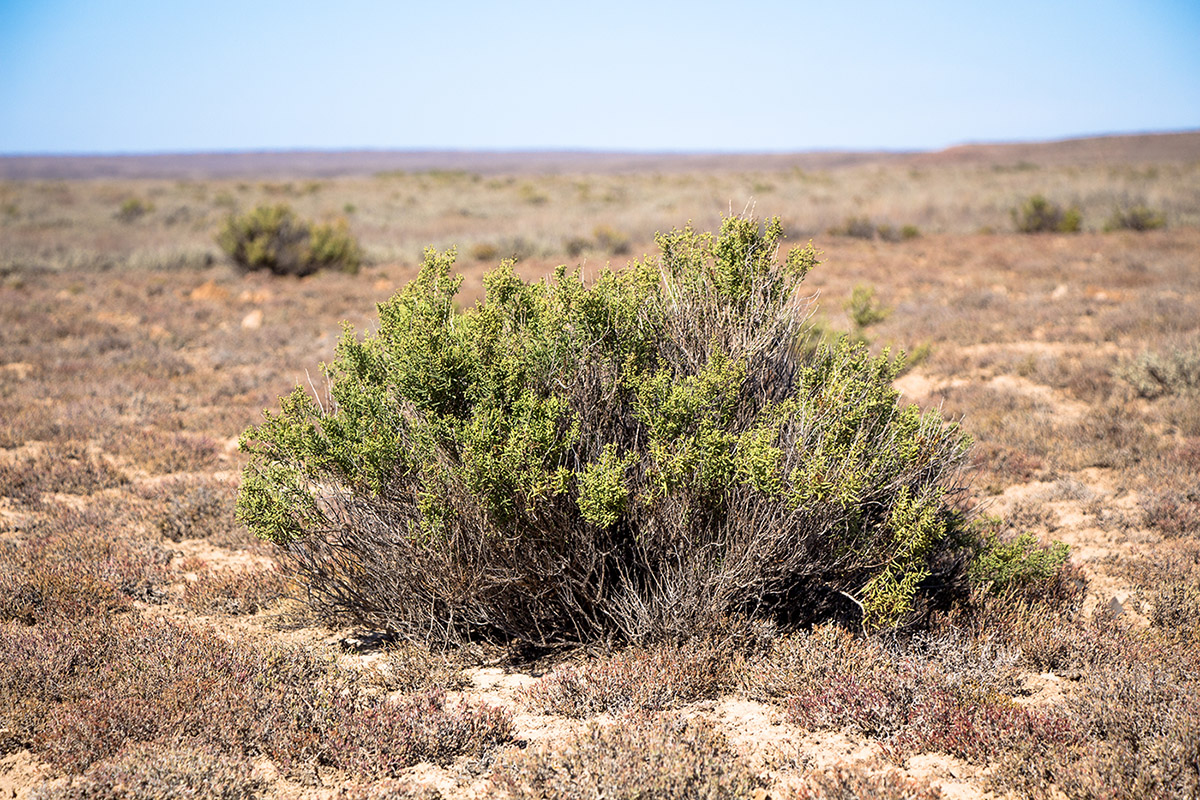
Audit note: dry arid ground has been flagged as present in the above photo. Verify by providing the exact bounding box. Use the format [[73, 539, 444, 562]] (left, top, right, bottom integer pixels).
[[2, 133, 1199, 799]]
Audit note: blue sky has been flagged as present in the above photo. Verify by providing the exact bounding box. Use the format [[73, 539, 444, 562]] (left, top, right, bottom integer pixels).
[[2, 0, 1198, 154]]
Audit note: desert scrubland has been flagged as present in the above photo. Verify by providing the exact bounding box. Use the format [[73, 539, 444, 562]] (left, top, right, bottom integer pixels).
[[1, 133, 1199, 799]]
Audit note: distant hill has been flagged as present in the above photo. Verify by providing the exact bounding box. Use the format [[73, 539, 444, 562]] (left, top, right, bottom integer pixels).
[[906, 131, 1200, 168], [2, 131, 1197, 180]]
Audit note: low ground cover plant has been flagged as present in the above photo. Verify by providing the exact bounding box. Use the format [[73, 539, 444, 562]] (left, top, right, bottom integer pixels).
[[237, 215, 1062, 646], [30, 742, 266, 800], [217, 203, 362, 276], [0, 614, 511, 778]]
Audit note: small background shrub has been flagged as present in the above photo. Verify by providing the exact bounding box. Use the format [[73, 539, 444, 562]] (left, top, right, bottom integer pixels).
[[592, 224, 632, 255], [828, 217, 919, 241], [0, 615, 511, 777], [1116, 340, 1200, 398], [114, 197, 153, 222], [469, 242, 500, 262], [1012, 194, 1082, 233], [829, 215, 877, 239], [845, 285, 889, 330], [1104, 205, 1166, 232], [217, 203, 361, 276]]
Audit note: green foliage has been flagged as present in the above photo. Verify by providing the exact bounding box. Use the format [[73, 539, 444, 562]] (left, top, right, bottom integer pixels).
[[969, 521, 1071, 596], [593, 224, 632, 255], [217, 203, 362, 276], [845, 285, 889, 329], [1012, 194, 1082, 233], [470, 242, 500, 261], [563, 235, 591, 257], [829, 217, 919, 242], [115, 197, 153, 222], [1104, 205, 1166, 232], [238, 214, 975, 643], [829, 216, 877, 239]]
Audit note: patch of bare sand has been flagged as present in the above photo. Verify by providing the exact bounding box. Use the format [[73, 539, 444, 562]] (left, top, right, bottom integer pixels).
[[466, 667, 538, 705], [1013, 672, 1071, 709], [0, 750, 52, 800], [707, 696, 999, 799], [987, 374, 1090, 421], [986, 471, 1149, 623], [895, 364, 1090, 422]]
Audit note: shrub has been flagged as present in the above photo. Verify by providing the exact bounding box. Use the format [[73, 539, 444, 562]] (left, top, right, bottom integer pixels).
[[793, 764, 943, 799], [115, 197, 153, 222], [0, 614, 512, 776], [829, 216, 877, 239], [593, 224, 631, 255], [146, 477, 240, 543], [30, 742, 266, 800], [520, 642, 737, 717], [217, 204, 361, 276], [0, 505, 169, 625], [779, 643, 1077, 764], [1142, 491, 1200, 539], [469, 242, 500, 262], [845, 285, 889, 329], [494, 713, 764, 800], [1011, 194, 1082, 233], [1104, 205, 1166, 232], [563, 235, 591, 258], [829, 218, 918, 243], [237, 215, 977, 645], [967, 525, 1071, 598], [1116, 341, 1200, 399], [180, 565, 288, 615], [0, 442, 128, 507]]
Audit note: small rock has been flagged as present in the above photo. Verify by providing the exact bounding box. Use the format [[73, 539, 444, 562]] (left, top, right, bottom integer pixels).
[[241, 309, 264, 330], [1109, 596, 1124, 616]]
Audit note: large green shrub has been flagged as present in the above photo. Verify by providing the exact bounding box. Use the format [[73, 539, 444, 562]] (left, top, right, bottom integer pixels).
[[217, 204, 361, 276], [237, 216, 977, 644]]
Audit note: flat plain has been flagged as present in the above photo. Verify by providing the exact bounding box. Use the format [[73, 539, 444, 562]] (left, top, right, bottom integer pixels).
[[2, 132, 1199, 799]]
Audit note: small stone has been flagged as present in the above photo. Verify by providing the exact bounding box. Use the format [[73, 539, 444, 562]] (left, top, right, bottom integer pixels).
[[241, 309, 264, 330]]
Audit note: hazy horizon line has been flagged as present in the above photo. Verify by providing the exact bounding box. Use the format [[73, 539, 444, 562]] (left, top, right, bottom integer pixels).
[[4, 127, 1197, 160]]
